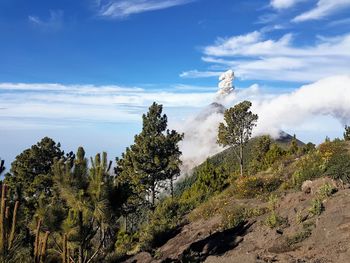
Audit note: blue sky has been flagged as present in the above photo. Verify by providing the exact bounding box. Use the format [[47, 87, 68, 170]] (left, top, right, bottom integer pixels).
[[1, 0, 350, 165]]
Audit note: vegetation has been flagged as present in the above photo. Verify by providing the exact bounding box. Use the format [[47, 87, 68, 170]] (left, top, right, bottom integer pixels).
[[217, 100, 258, 176], [344, 125, 350, 141], [0, 100, 350, 261]]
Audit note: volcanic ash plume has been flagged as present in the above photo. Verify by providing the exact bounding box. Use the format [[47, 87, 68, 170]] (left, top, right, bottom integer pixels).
[[217, 70, 235, 98], [178, 70, 236, 173]]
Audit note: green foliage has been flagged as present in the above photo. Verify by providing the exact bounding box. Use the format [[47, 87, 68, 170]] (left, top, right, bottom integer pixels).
[[265, 211, 285, 229], [318, 139, 346, 162], [0, 184, 20, 262], [265, 144, 286, 167], [288, 135, 299, 155], [325, 152, 350, 184], [140, 198, 185, 250], [286, 227, 312, 246], [264, 194, 286, 229], [308, 198, 324, 217], [116, 102, 183, 210], [173, 174, 198, 198], [115, 230, 138, 257], [218, 101, 258, 176], [233, 175, 282, 198], [53, 148, 119, 263], [301, 142, 316, 154], [5, 137, 65, 223], [248, 136, 272, 174], [192, 160, 229, 199], [318, 183, 337, 200], [344, 125, 350, 141], [220, 207, 248, 230], [292, 152, 325, 189]]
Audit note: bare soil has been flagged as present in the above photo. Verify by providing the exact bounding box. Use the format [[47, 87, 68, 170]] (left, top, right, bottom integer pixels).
[[124, 178, 350, 263]]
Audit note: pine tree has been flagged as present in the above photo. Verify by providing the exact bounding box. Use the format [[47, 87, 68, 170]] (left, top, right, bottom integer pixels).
[[217, 101, 258, 177], [5, 137, 65, 222], [53, 148, 117, 263], [289, 134, 299, 155], [0, 184, 20, 261], [117, 102, 183, 209]]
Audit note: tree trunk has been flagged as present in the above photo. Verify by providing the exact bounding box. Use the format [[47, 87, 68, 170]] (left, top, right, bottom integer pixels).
[[151, 184, 156, 209], [239, 144, 244, 177], [170, 178, 174, 199], [78, 211, 83, 263]]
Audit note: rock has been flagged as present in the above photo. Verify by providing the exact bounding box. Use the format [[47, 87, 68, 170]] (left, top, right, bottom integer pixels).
[[302, 180, 313, 194]]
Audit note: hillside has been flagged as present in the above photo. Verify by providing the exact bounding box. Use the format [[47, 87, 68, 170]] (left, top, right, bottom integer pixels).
[[126, 178, 350, 263], [121, 139, 350, 263]]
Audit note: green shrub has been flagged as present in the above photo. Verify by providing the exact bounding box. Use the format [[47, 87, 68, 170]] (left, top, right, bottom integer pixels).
[[264, 194, 286, 228], [265, 144, 286, 167], [221, 207, 247, 230], [308, 198, 324, 217], [265, 211, 286, 229], [139, 198, 187, 250], [115, 230, 139, 257], [234, 175, 282, 198], [188, 197, 223, 222], [318, 140, 346, 163], [221, 206, 266, 230], [286, 228, 312, 246], [318, 183, 337, 200], [267, 194, 278, 211], [325, 153, 350, 184], [292, 152, 325, 189]]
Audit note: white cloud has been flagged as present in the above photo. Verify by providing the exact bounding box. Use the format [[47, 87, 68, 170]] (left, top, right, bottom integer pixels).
[[28, 10, 64, 30], [270, 0, 305, 10], [252, 75, 350, 136], [0, 83, 214, 129], [97, 0, 194, 18], [293, 0, 350, 22], [191, 31, 350, 82]]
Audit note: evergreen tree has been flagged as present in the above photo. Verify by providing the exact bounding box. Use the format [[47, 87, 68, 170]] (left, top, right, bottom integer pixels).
[[344, 125, 350, 141], [53, 147, 119, 263], [217, 101, 258, 177], [5, 137, 65, 223], [289, 134, 299, 155], [117, 102, 183, 210]]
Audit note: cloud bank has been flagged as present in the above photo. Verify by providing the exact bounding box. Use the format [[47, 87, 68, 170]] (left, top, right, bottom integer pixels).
[[182, 31, 350, 82], [293, 0, 350, 22], [0, 83, 213, 129]]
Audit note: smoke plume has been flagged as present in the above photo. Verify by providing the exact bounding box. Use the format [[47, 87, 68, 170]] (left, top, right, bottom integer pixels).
[[176, 74, 350, 173]]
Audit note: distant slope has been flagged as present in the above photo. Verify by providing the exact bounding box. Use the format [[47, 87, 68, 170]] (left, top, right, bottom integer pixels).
[[205, 133, 305, 174]]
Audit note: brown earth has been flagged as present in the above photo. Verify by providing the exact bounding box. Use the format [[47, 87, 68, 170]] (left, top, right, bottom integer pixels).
[[124, 178, 350, 263]]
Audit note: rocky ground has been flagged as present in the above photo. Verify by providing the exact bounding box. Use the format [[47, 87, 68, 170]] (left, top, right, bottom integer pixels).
[[123, 178, 350, 263]]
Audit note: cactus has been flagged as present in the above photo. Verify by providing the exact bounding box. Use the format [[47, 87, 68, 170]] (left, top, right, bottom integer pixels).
[[34, 220, 50, 263], [0, 184, 20, 259]]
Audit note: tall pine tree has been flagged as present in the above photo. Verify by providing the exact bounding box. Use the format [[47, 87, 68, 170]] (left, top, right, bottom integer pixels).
[[117, 102, 183, 210], [217, 101, 258, 177]]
